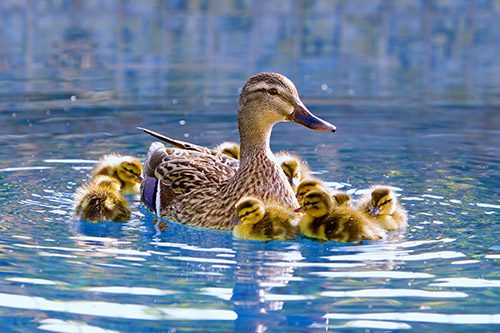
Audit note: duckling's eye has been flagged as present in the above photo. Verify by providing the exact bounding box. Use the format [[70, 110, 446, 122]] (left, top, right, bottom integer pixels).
[[381, 199, 392, 206], [268, 88, 278, 95]]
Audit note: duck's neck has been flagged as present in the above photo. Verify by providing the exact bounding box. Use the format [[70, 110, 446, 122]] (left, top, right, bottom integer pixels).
[[238, 115, 274, 164]]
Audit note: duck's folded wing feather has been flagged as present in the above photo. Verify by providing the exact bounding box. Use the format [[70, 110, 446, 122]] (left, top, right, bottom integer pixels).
[[140, 127, 239, 165], [155, 155, 232, 193]]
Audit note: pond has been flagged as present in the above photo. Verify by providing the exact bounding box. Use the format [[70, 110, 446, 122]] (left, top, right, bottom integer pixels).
[[0, 1, 498, 332]]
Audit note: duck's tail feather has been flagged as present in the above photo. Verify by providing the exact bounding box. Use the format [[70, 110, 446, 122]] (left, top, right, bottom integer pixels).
[[138, 127, 205, 152]]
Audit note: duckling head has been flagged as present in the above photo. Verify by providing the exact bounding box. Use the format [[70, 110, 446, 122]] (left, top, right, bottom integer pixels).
[[333, 192, 352, 207], [369, 187, 397, 216], [217, 142, 240, 159], [235, 197, 266, 225], [296, 179, 324, 205], [298, 190, 332, 218], [116, 157, 143, 186], [280, 158, 300, 189], [237, 73, 335, 153], [93, 175, 121, 192]]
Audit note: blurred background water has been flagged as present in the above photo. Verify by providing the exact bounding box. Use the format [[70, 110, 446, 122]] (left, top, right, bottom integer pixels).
[[0, 0, 499, 332]]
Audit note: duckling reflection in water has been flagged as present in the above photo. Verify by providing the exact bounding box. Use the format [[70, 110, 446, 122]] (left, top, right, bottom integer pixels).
[[233, 197, 300, 241], [73, 175, 131, 222], [357, 186, 407, 231], [92, 154, 143, 194], [275, 152, 311, 192], [213, 141, 240, 160], [297, 190, 385, 243]]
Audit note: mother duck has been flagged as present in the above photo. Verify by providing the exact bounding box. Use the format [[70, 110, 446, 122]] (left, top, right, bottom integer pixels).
[[140, 72, 336, 230]]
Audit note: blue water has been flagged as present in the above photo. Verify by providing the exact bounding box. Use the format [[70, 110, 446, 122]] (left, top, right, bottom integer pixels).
[[0, 1, 499, 332]]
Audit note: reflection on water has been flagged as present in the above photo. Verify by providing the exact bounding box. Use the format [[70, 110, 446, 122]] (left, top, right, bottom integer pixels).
[[0, 0, 499, 332]]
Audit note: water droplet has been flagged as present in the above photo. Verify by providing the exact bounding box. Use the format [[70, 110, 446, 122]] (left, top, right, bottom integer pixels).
[[321, 84, 328, 91], [172, 99, 178, 105], [46, 110, 51, 116], [183, 133, 189, 138], [11, 113, 16, 118], [70, 95, 77, 102], [179, 120, 186, 126], [348, 88, 355, 96]]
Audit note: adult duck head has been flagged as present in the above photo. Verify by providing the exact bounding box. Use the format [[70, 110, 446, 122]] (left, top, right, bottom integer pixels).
[[237, 72, 335, 159]]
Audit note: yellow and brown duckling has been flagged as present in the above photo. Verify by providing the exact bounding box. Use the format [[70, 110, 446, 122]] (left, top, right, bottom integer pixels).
[[357, 186, 407, 231], [233, 197, 300, 241], [214, 141, 240, 159], [275, 152, 311, 192], [297, 189, 385, 243], [91, 154, 143, 194], [296, 179, 327, 205], [331, 190, 353, 207], [73, 175, 131, 222], [296, 179, 351, 206]]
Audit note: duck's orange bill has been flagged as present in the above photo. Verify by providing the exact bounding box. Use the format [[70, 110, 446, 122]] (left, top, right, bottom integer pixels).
[[136, 176, 144, 184], [294, 206, 305, 213], [288, 102, 336, 132]]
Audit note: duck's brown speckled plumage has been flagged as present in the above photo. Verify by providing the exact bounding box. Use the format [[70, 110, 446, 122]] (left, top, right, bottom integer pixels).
[[145, 145, 296, 230], [140, 72, 335, 230]]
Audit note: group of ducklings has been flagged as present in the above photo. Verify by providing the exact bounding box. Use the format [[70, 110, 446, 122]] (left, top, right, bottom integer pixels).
[[214, 142, 407, 243], [73, 154, 142, 222], [72, 143, 406, 244]]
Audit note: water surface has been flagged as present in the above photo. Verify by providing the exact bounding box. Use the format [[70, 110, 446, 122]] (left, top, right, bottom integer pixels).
[[0, 1, 499, 332]]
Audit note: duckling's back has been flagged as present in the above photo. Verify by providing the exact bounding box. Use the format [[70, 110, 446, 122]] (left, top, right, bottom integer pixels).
[[304, 207, 382, 243], [324, 208, 366, 242], [242, 208, 298, 241], [74, 185, 130, 222]]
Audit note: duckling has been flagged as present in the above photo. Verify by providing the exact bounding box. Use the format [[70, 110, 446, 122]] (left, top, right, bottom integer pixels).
[[74, 175, 131, 222], [233, 197, 300, 241], [275, 152, 311, 191], [91, 154, 143, 194], [332, 190, 353, 207], [357, 186, 407, 231], [297, 190, 384, 243], [296, 179, 327, 205], [213, 141, 240, 159], [296, 179, 352, 206]]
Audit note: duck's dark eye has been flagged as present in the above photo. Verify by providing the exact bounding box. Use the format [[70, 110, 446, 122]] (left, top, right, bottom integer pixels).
[[268, 88, 278, 95]]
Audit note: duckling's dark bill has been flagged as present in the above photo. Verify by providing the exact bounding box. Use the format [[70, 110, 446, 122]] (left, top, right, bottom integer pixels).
[[288, 103, 336, 132]]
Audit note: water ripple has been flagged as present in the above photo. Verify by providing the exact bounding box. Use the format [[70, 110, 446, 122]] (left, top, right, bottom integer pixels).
[[0, 292, 237, 321], [330, 320, 412, 330], [323, 250, 465, 262], [430, 278, 500, 288], [320, 288, 467, 298], [38, 318, 119, 333], [6, 277, 60, 285], [86, 286, 175, 296], [324, 312, 500, 324], [311, 271, 434, 279]]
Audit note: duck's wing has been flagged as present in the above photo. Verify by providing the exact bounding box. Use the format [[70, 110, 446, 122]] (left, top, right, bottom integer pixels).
[[139, 127, 239, 160], [156, 150, 236, 194], [143, 141, 238, 196]]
